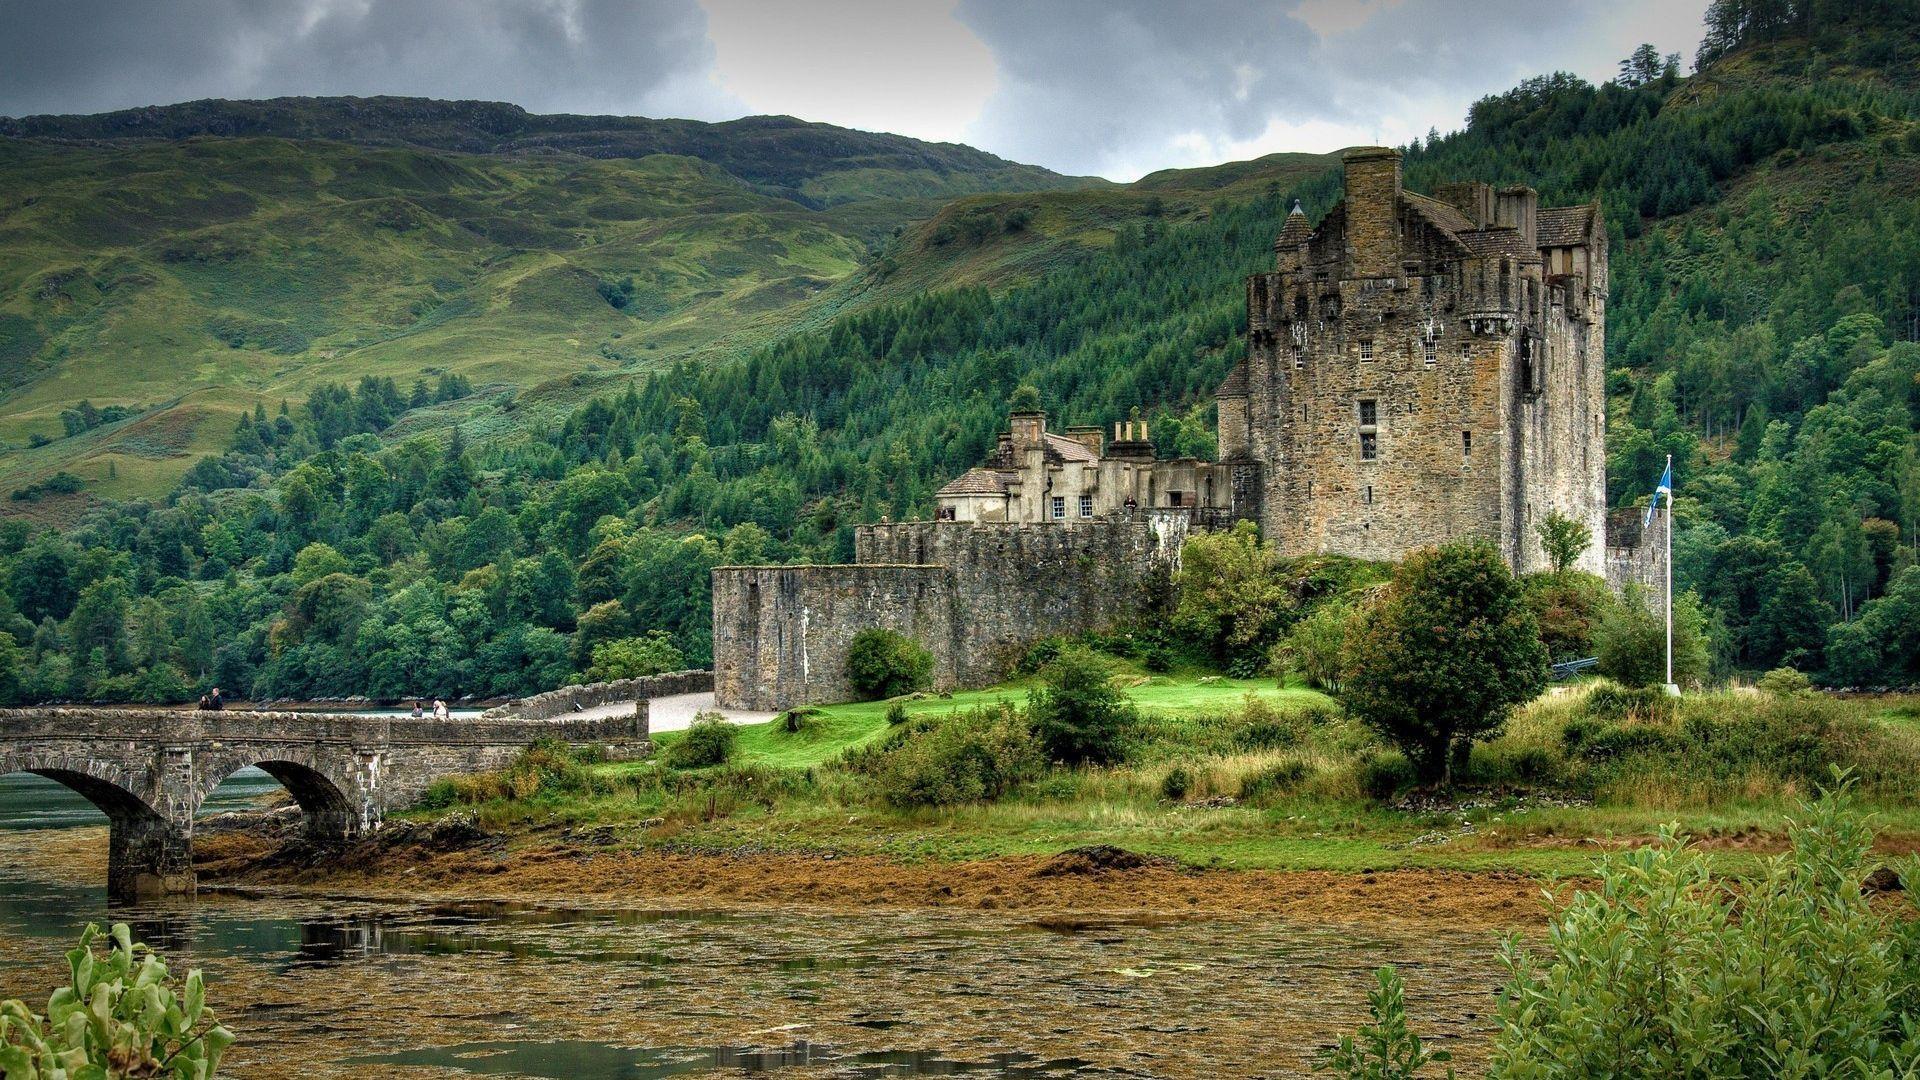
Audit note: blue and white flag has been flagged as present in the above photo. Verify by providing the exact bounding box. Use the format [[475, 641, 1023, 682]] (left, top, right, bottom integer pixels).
[[1643, 458, 1673, 527]]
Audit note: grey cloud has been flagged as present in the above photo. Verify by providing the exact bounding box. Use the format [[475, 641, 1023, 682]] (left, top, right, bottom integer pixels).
[[957, 0, 1323, 177], [0, 0, 738, 119]]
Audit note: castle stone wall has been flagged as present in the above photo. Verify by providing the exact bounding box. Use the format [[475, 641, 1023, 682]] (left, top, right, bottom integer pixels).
[[1604, 508, 1667, 598], [712, 564, 956, 711], [713, 519, 1185, 711]]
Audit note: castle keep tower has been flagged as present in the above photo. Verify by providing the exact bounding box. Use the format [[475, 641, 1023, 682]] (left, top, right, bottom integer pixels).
[[1224, 147, 1608, 573]]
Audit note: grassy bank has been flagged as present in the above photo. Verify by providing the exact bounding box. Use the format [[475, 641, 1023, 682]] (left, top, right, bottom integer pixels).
[[409, 671, 1920, 879]]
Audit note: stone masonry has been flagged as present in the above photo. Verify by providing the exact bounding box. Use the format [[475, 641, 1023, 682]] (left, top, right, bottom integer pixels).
[[713, 517, 1187, 710], [1228, 146, 1610, 574], [0, 707, 651, 899]]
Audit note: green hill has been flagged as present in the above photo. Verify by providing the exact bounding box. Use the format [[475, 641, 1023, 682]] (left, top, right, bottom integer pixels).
[[0, 99, 1097, 503], [2, 7, 1920, 703]]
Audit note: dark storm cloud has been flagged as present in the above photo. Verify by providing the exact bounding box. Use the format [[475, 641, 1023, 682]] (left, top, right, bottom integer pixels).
[[0, 0, 738, 119]]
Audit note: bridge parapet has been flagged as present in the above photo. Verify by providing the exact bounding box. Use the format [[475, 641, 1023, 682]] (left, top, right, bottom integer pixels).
[[0, 705, 652, 900]]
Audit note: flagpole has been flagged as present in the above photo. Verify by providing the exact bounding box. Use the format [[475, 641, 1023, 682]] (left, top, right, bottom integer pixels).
[[1663, 453, 1677, 696]]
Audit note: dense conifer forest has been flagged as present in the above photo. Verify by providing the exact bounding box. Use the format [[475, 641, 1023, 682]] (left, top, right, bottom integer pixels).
[[0, 4, 1916, 702]]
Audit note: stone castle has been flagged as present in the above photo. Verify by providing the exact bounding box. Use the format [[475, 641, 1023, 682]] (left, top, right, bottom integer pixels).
[[715, 147, 1641, 710]]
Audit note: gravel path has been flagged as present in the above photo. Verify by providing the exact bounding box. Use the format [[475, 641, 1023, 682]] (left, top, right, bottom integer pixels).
[[546, 691, 777, 733]]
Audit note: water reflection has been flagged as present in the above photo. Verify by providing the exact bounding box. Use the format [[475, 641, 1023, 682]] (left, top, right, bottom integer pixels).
[[347, 1039, 1099, 1078]]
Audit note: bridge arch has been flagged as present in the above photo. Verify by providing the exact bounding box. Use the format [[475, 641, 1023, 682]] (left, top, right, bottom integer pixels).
[[192, 752, 363, 841], [0, 748, 191, 899]]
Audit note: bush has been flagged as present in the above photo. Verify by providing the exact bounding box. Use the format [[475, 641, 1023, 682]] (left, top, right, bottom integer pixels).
[[1221, 693, 1315, 751], [667, 712, 736, 768], [1594, 585, 1712, 688], [1315, 966, 1451, 1079], [1490, 783, 1920, 1076], [1159, 764, 1193, 801], [845, 628, 934, 700], [884, 701, 909, 726], [1756, 665, 1814, 696], [1329, 785, 1920, 1077], [867, 704, 1042, 807], [1581, 680, 1675, 722], [1277, 602, 1352, 690], [1027, 645, 1139, 765], [413, 738, 606, 806], [1356, 751, 1417, 800], [1238, 758, 1314, 805], [0, 922, 234, 1078]]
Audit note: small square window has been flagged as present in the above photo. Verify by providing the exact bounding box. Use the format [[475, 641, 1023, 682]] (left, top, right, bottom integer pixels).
[[1424, 340, 1436, 365], [1078, 494, 1093, 518], [937, 505, 957, 521], [1460, 343, 1471, 362], [1358, 399, 1377, 427], [1360, 432, 1379, 461], [1462, 430, 1472, 458], [1050, 496, 1065, 520], [1359, 339, 1374, 361]]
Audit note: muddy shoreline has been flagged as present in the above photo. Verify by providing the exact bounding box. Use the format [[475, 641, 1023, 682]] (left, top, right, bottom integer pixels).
[[7, 818, 1562, 929]]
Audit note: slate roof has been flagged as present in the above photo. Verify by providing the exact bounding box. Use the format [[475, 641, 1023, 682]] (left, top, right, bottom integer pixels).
[[1457, 227, 1543, 262], [1216, 361, 1249, 397], [1043, 432, 1101, 463], [1537, 204, 1595, 248], [1402, 190, 1474, 240], [937, 467, 1011, 497]]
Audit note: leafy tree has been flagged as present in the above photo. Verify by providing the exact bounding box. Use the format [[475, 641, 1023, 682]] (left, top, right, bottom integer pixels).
[[1315, 967, 1452, 1079], [844, 628, 934, 700], [1534, 511, 1593, 574], [1342, 543, 1548, 785], [1593, 585, 1714, 688], [1026, 645, 1138, 765], [582, 631, 685, 682], [1173, 521, 1293, 669]]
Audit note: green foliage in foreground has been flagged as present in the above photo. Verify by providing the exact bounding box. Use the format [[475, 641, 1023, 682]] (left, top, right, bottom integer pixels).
[[0, 923, 234, 1079], [1027, 646, 1140, 765], [666, 712, 738, 769], [1322, 782, 1920, 1078], [844, 628, 934, 701], [1315, 967, 1453, 1080]]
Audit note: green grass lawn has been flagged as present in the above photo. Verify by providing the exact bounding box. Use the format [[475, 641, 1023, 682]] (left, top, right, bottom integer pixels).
[[627, 674, 1332, 772], [468, 678, 1920, 878]]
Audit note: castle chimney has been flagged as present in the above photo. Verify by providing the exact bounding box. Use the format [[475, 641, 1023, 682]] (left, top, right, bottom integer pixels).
[[1065, 424, 1104, 456], [1494, 185, 1538, 249], [1009, 407, 1045, 453], [1342, 147, 1402, 279]]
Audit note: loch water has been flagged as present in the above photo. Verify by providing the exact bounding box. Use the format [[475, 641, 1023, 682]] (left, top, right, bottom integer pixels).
[[0, 772, 1508, 1078]]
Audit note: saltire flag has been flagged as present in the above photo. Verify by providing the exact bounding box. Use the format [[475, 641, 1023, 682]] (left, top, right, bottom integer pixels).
[[1643, 459, 1673, 527]]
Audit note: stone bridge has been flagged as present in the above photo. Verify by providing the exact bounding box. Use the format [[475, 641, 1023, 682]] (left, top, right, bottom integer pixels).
[[0, 706, 652, 900]]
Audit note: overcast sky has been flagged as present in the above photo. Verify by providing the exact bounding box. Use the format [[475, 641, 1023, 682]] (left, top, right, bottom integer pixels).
[[0, 0, 1709, 181]]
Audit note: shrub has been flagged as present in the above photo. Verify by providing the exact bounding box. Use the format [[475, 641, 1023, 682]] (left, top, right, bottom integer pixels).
[[1027, 645, 1139, 765], [1239, 759, 1314, 805], [413, 738, 606, 806], [869, 704, 1042, 807], [1756, 665, 1814, 696], [1490, 783, 1920, 1076], [1277, 601, 1352, 690], [1329, 784, 1920, 1077], [1521, 571, 1615, 662], [884, 701, 910, 725], [1594, 585, 1712, 688], [1356, 751, 1417, 800], [1159, 764, 1193, 802], [1343, 542, 1549, 785], [0, 922, 234, 1078], [845, 628, 934, 700], [1315, 966, 1451, 1079], [667, 712, 736, 768], [1581, 680, 1675, 722], [1222, 693, 1314, 751]]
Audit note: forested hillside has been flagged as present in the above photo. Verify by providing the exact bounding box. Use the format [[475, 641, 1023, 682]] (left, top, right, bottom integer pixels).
[[0, 100, 1094, 504], [0, 4, 1916, 704]]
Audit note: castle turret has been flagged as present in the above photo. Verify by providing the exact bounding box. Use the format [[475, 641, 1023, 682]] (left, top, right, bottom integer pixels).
[[1275, 200, 1312, 275]]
